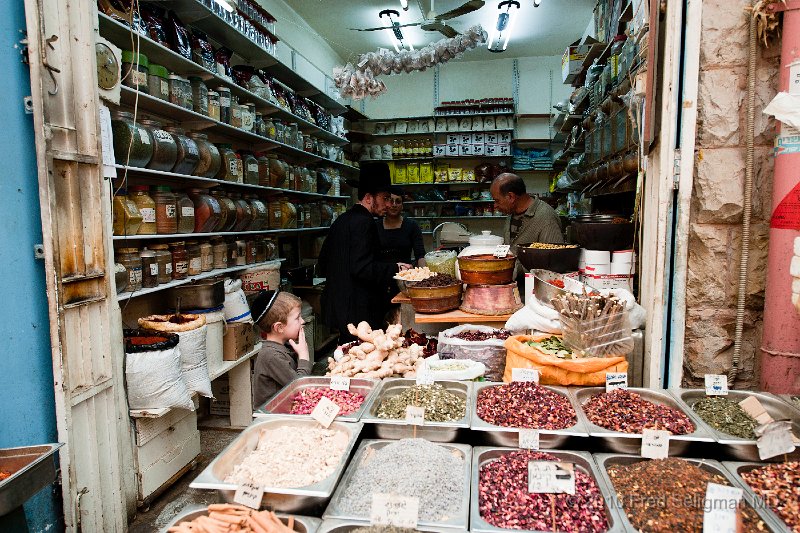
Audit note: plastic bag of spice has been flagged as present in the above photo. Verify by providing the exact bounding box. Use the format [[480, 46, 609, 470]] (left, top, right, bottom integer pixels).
[[190, 30, 215, 72], [215, 47, 234, 79], [166, 11, 192, 60], [140, 5, 170, 48], [438, 325, 509, 382], [503, 333, 628, 386]]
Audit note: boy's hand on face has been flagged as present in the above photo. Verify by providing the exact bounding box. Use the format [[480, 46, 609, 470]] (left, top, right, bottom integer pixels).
[[288, 326, 310, 360]]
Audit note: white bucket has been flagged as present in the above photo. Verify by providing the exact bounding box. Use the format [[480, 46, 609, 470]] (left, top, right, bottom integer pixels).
[[240, 260, 281, 294], [224, 279, 252, 324]]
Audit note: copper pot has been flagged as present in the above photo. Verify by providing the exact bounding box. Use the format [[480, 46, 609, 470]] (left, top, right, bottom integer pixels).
[[457, 254, 516, 285], [596, 163, 609, 182], [608, 157, 624, 178], [586, 167, 598, 184], [623, 152, 639, 173]]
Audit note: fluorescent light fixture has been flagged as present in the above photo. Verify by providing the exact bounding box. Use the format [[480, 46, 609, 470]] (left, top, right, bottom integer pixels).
[[400, 0, 409, 10], [488, 0, 520, 53], [214, 0, 236, 12]]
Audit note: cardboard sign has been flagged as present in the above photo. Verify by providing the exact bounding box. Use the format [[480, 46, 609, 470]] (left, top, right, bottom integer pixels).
[[605, 372, 628, 392], [329, 376, 351, 391], [641, 428, 670, 459], [310, 396, 340, 428], [494, 244, 511, 258], [370, 494, 420, 528], [528, 461, 575, 495], [405, 405, 425, 426], [233, 482, 263, 509], [704, 374, 728, 396], [518, 429, 540, 450], [738, 397, 774, 425], [702, 482, 743, 533], [512, 368, 540, 383]]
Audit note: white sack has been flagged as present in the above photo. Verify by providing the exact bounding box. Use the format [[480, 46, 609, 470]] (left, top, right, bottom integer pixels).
[[176, 324, 213, 398], [125, 345, 195, 411]]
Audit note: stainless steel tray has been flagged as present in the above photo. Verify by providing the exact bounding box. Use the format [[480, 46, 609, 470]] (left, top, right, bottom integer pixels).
[[360, 378, 472, 442], [570, 387, 713, 455], [777, 394, 800, 414], [254, 376, 380, 423], [189, 417, 363, 513], [470, 447, 625, 533], [323, 439, 472, 529], [162, 506, 321, 533], [0, 443, 63, 516], [470, 382, 589, 448], [317, 518, 461, 533], [722, 461, 797, 533], [594, 454, 780, 533], [670, 388, 800, 461]]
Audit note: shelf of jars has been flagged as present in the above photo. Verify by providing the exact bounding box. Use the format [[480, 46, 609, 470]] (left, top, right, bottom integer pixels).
[[113, 228, 329, 241], [98, 14, 348, 145], [393, 181, 483, 187], [360, 155, 512, 163], [403, 200, 493, 204], [355, 128, 516, 138], [409, 215, 506, 220]]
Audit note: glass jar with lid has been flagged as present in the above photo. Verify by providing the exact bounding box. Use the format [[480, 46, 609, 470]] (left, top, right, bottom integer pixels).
[[175, 192, 195, 234], [139, 119, 178, 172], [121, 51, 149, 92], [274, 120, 285, 144], [235, 240, 247, 266], [169, 241, 189, 280], [303, 134, 314, 153], [230, 96, 243, 129], [116, 247, 142, 292], [281, 198, 298, 228], [305, 167, 316, 193], [234, 153, 244, 183], [210, 189, 236, 231], [164, 126, 200, 175], [211, 237, 228, 269], [264, 238, 278, 260], [187, 187, 222, 233], [256, 153, 270, 187], [228, 192, 251, 231], [207, 91, 220, 121], [113, 188, 143, 236], [216, 86, 231, 124], [140, 248, 158, 288], [149, 244, 173, 283], [216, 144, 240, 182], [264, 117, 277, 140], [128, 185, 156, 234], [292, 165, 304, 191], [199, 241, 213, 272], [168, 74, 186, 108], [186, 241, 202, 276], [227, 239, 239, 266], [242, 103, 256, 132], [241, 152, 259, 185], [269, 156, 288, 188], [268, 198, 282, 229], [187, 132, 221, 178], [255, 238, 268, 263], [151, 185, 177, 234], [246, 195, 268, 230], [287, 123, 299, 147], [110, 111, 153, 168], [246, 239, 257, 264], [189, 77, 209, 116], [147, 64, 170, 100]]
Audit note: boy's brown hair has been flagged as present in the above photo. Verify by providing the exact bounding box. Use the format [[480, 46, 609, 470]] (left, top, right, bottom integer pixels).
[[257, 291, 302, 332]]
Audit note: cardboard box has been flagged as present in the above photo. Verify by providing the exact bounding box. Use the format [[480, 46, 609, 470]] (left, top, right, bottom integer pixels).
[[498, 132, 512, 144], [562, 36, 602, 84], [473, 143, 485, 156], [447, 133, 459, 146], [472, 132, 485, 144], [485, 132, 499, 145], [485, 144, 498, 156], [498, 144, 511, 157], [446, 144, 459, 157], [433, 144, 447, 157], [459, 133, 472, 145], [407, 163, 420, 183], [460, 144, 474, 156], [223, 322, 255, 361]]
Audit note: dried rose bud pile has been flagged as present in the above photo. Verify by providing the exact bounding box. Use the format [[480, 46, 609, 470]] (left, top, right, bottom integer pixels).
[[289, 388, 365, 415], [451, 329, 511, 341], [741, 462, 800, 531], [607, 457, 766, 532], [583, 389, 695, 435], [476, 382, 577, 430], [478, 450, 609, 532]]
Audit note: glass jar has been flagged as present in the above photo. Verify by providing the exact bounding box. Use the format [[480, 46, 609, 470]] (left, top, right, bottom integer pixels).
[[241, 152, 259, 185], [247, 195, 268, 230], [287, 123, 299, 147], [254, 113, 265, 137], [303, 135, 314, 153], [227, 239, 239, 266], [230, 97, 243, 129], [187, 132, 221, 178], [175, 192, 195, 234], [274, 120, 285, 144], [308, 203, 321, 227], [268, 199, 282, 229], [128, 185, 156, 234], [228, 192, 253, 231], [117, 247, 142, 292], [121, 51, 148, 92], [312, 138, 320, 155], [306, 167, 316, 193], [256, 153, 270, 187], [169, 241, 189, 280], [269, 156, 287, 189], [264, 238, 278, 260], [255, 238, 268, 263], [139, 119, 178, 172], [150, 244, 173, 283], [235, 240, 247, 266], [296, 204, 305, 228], [217, 86, 231, 124], [207, 91, 220, 122], [199, 242, 213, 272], [210, 189, 237, 231], [211, 237, 228, 269], [242, 103, 255, 132], [189, 77, 208, 116], [246, 239, 257, 264], [264, 117, 277, 140], [187, 188, 222, 233], [164, 126, 200, 175], [140, 248, 158, 288], [112, 188, 143, 236], [186, 241, 202, 276], [216, 144, 241, 182], [111, 111, 153, 168], [169, 74, 186, 108], [151, 185, 177, 234], [281, 198, 297, 228], [147, 64, 170, 100], [292, 165, 304, 191]]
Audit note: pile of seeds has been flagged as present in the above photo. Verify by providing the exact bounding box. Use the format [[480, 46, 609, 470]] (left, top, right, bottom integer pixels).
[[450, 329, 511, 341], [289, 388, 365, 416], [476, 382, 577, 430], [607, 458, 766, 532], [376, 383, 466, 422], [583, 389, 695, 435], [412, 273, 459, 288], [336, 439, 464, 522], [478, 450, 608, 532], [691, 396, 757, 439], [741, 462, 800, 531]]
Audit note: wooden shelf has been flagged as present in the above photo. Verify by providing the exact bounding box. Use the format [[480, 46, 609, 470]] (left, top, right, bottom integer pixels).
[[360, 155, 512, 164], [391, 294, 511, 323]]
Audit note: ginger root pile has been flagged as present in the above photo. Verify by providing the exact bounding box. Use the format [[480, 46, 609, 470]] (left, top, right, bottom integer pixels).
[[327, 322, 424, 379]]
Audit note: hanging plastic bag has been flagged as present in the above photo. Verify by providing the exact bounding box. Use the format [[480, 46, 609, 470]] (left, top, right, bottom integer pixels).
[[437, 325, 509, 382]]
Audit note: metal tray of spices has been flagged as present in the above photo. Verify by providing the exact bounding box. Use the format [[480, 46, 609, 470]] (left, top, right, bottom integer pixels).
[[470, 447, 625, 533], [594, 454, 780, 533], [722, 461, 796, 533], [778, 394, 800, 415], [254, 376, 380, 423], [570, 387, 714, 455], [0, 443, 63, 516], [162, 507, 321, 533], [317, 518, 460, 533], [359, 378, 472, 442], [189, 417, 363, 513], [670, 388, 800, 461], [470, 382, 589, 448], [323, 439, 472, 530]]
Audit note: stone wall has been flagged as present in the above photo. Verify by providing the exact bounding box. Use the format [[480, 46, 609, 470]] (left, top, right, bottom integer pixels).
[[683, 0, 780, 387]]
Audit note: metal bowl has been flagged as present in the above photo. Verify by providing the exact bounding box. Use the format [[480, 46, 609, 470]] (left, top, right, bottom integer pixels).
[[516, 245, 581, 273], [723, 461, 799, 533], [531, 269, 569, 307], [166, 278, 224, 310], [162, 508, 321, 533], [0, 443, 63, 516], [571, 222, 635, 251]]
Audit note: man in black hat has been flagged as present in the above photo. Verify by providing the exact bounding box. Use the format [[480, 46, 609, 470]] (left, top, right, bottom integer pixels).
[[318, 162, 411, 342]]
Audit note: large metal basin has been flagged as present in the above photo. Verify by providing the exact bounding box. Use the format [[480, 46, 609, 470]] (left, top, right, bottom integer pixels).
[[0, 443, 63, 516], [189, 417, 363, 513], [162, 507, 321, 533], [723, 461, 797, 533], [317, 519, 459, 533]]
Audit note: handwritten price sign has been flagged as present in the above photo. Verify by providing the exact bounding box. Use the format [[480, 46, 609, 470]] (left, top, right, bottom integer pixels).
[[311, 396, 340, 428], [371, 494, 419, 528]]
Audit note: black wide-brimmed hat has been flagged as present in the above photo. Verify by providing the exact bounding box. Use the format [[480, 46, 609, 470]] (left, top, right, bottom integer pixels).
[[346, 161, 392, 194]]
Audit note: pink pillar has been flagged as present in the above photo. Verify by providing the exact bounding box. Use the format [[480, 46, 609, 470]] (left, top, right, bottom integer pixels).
[[760, 0, 800, 394]]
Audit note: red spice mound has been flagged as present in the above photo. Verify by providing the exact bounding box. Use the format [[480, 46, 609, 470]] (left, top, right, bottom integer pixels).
[[0, 471, 11, 481], [289, 388, 365, 415], [583, 389, 695, 435], [476, 382, 576, 430]]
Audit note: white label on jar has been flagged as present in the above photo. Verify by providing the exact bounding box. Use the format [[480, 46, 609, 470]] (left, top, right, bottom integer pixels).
[[139, 129, 150, 145], [149, 263, 158, 276], [248, 163, 258, 173], [219, 96, 231, 107], [274, 210, 282, 219], [160, 80, 169, 95], [175, 261, 188, 274], [186, 143, 199, 156], [129, 267, 142, 284], [140, 207, 156, 223], [229, 159, 238, 175], [165, 263, 173, 275], [165, 204, 176, 218], [181, 206, 194, 217], [153, 130, 172, 142], [189, 257, 202, 271], [132, 70, 147, 86]]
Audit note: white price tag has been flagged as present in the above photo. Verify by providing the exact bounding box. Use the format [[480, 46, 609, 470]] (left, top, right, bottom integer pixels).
[[518, 429, 540, 450], [704, 374, 729, 396], [370, 493, 419, 528], [527, 461, 575, 495], [310, 396, 340, 428], [493, 244, 511, 258], [738, 396, 774, 425], [329, 376, 350, 391], [233, 482, 263, 509], [605, 372, 628, 392], [756, 420, 796, 460], [512, 368, 540, 383], [703, 482, 743, 533], [641, 428, 670, 459], [405, 405, 425, 426]]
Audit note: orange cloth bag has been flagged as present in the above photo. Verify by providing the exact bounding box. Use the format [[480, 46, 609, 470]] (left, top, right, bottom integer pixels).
[[503, 334, 628, 386]]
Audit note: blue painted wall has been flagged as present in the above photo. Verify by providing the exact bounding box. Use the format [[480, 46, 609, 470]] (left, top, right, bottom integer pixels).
[[0, 1, 62, 531]]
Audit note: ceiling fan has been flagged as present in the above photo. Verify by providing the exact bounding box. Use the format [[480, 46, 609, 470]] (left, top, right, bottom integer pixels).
[[350, 0, 485, 38]]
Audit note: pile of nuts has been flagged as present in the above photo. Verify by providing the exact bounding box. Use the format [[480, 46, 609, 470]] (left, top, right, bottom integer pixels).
[[476, 382, 577, 430], [607, 458, 766, 532], [450, 329, 511, 341], [478, 450, 609, 532], [583, 389, 695, 435], [413, 273, 459, 288], [289, 388, 365, 415], [741, 462, 800, 531]]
